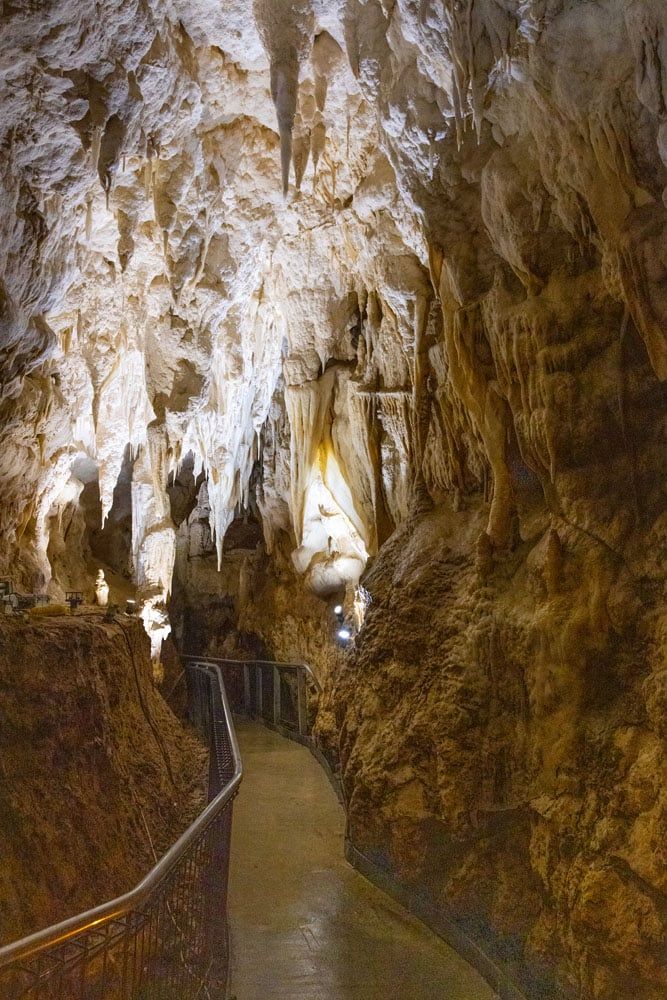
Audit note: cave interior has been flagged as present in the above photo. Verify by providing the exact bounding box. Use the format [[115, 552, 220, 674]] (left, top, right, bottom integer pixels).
[[0, 2, 665, 999]]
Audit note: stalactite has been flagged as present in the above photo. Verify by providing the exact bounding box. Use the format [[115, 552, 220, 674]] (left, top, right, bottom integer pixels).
[[253, 0, 315, 195], [90, 125, 102, 175], [311, 30, 342, 113], [85, 192, 93, 243]]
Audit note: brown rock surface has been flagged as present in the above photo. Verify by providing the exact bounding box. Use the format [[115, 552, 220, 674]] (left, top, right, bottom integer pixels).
[[0, 614, 206, 944], [330, 503, 666, 999]]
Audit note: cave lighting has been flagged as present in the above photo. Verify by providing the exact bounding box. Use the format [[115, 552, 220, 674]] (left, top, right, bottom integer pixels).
[[334, 604, 343, 615], [352, 585, 371, 630], [337, 628, 351, 641]]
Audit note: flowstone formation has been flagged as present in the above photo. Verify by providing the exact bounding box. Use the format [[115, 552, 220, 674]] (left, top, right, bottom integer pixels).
[[1, 2, 665, 997]]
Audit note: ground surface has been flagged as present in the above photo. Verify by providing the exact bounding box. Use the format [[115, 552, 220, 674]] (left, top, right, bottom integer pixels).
[[227, 720, 496, 1000]]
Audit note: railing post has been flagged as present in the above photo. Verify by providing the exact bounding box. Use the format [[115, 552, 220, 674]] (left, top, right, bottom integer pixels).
[[297, 669, 308, 737], [243, 662, 251, 715], [273, 666, 281, 727], [257, 665, 263, 720]]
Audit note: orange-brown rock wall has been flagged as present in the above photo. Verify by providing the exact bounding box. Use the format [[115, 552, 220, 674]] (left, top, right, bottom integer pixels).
[[0, 614, 206, 944], [331, 502, 666, 1000]]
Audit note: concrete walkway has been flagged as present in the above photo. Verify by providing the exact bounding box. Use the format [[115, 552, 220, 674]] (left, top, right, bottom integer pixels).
[[227, 720, 496, 1000]]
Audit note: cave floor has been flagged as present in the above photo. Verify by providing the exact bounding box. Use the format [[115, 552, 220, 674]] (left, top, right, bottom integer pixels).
[[227, 720, 496, 1000]]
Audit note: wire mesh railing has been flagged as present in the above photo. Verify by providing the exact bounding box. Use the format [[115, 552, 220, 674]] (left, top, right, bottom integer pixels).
[[0, 661, 242, 1000], [181, 657, 321, 742], [180, 657, 345, 807]]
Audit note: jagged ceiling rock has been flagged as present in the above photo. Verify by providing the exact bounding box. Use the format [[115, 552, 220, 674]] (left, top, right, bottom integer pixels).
[[1, 0, 665, 623]]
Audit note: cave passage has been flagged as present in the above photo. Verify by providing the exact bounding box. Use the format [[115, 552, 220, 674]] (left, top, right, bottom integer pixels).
[[227, 720, 496, 1000], [1, 1, 665, 997]]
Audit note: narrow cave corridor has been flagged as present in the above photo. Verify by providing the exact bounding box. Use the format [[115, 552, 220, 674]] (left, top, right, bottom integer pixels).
[[227, 721, 495, 1000], [0, 2, 666, 999]]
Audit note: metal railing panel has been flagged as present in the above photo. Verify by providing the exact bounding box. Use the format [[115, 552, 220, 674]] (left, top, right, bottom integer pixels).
[[182, 656, 321, 693], [182, 657, 321, 741], [260, 663, 275, 723], [0, 662, 241, 1000], [277, 667, 299, 731]]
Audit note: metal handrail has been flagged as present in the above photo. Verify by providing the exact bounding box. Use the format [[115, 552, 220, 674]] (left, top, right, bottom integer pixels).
[[181, 656, 324, 756], [0, 661, 242, 998], [184, 657, 346, 822], [181, 655, 322, 693]]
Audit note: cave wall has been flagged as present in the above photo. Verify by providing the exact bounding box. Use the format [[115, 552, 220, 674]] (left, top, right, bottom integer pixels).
[[1, 2, 666, 996], [333, 502, 665, 999], [0, 615, 205, 943]]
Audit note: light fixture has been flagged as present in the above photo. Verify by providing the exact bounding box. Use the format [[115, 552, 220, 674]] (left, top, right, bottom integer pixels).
[[337, 628, 351, 641], [334, 604, 343, 615]]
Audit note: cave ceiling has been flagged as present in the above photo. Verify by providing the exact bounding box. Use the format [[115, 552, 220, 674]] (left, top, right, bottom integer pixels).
[[1, 0, 665, 649]]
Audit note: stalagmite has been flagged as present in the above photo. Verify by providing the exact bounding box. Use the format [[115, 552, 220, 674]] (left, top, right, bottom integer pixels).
[[94, 568, 109, 607]]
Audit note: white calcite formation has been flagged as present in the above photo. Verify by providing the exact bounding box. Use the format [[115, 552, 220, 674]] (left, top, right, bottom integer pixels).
[[0, 0, 427, 621], [1, 4, 666, 994], [2, 2, 666, 607]]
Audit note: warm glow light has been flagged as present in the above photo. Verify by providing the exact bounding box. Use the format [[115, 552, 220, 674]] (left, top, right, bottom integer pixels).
[[290, 435, 369, 595], [352, 585, 371, 630]]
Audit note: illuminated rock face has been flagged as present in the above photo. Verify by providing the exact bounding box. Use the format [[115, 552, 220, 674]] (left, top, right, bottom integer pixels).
[[1, 2, 666, 996], [0, 0, 410, 620]]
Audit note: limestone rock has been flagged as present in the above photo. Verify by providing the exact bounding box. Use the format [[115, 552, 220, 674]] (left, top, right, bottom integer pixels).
[[0, 2, 665, 995]]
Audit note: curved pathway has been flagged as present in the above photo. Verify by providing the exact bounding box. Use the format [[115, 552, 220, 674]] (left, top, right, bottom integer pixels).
[[227, 720, 497, 1000]]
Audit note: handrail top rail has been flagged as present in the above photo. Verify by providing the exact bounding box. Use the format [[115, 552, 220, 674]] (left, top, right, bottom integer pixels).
[[182, 655, 322, 692], [0, 662, 242, 969]]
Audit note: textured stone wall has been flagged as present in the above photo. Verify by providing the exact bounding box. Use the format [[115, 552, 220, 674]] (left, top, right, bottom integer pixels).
[[0, 615, 205, 943], [1, 2, 665, 995], [332, 502, 665, 998]]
